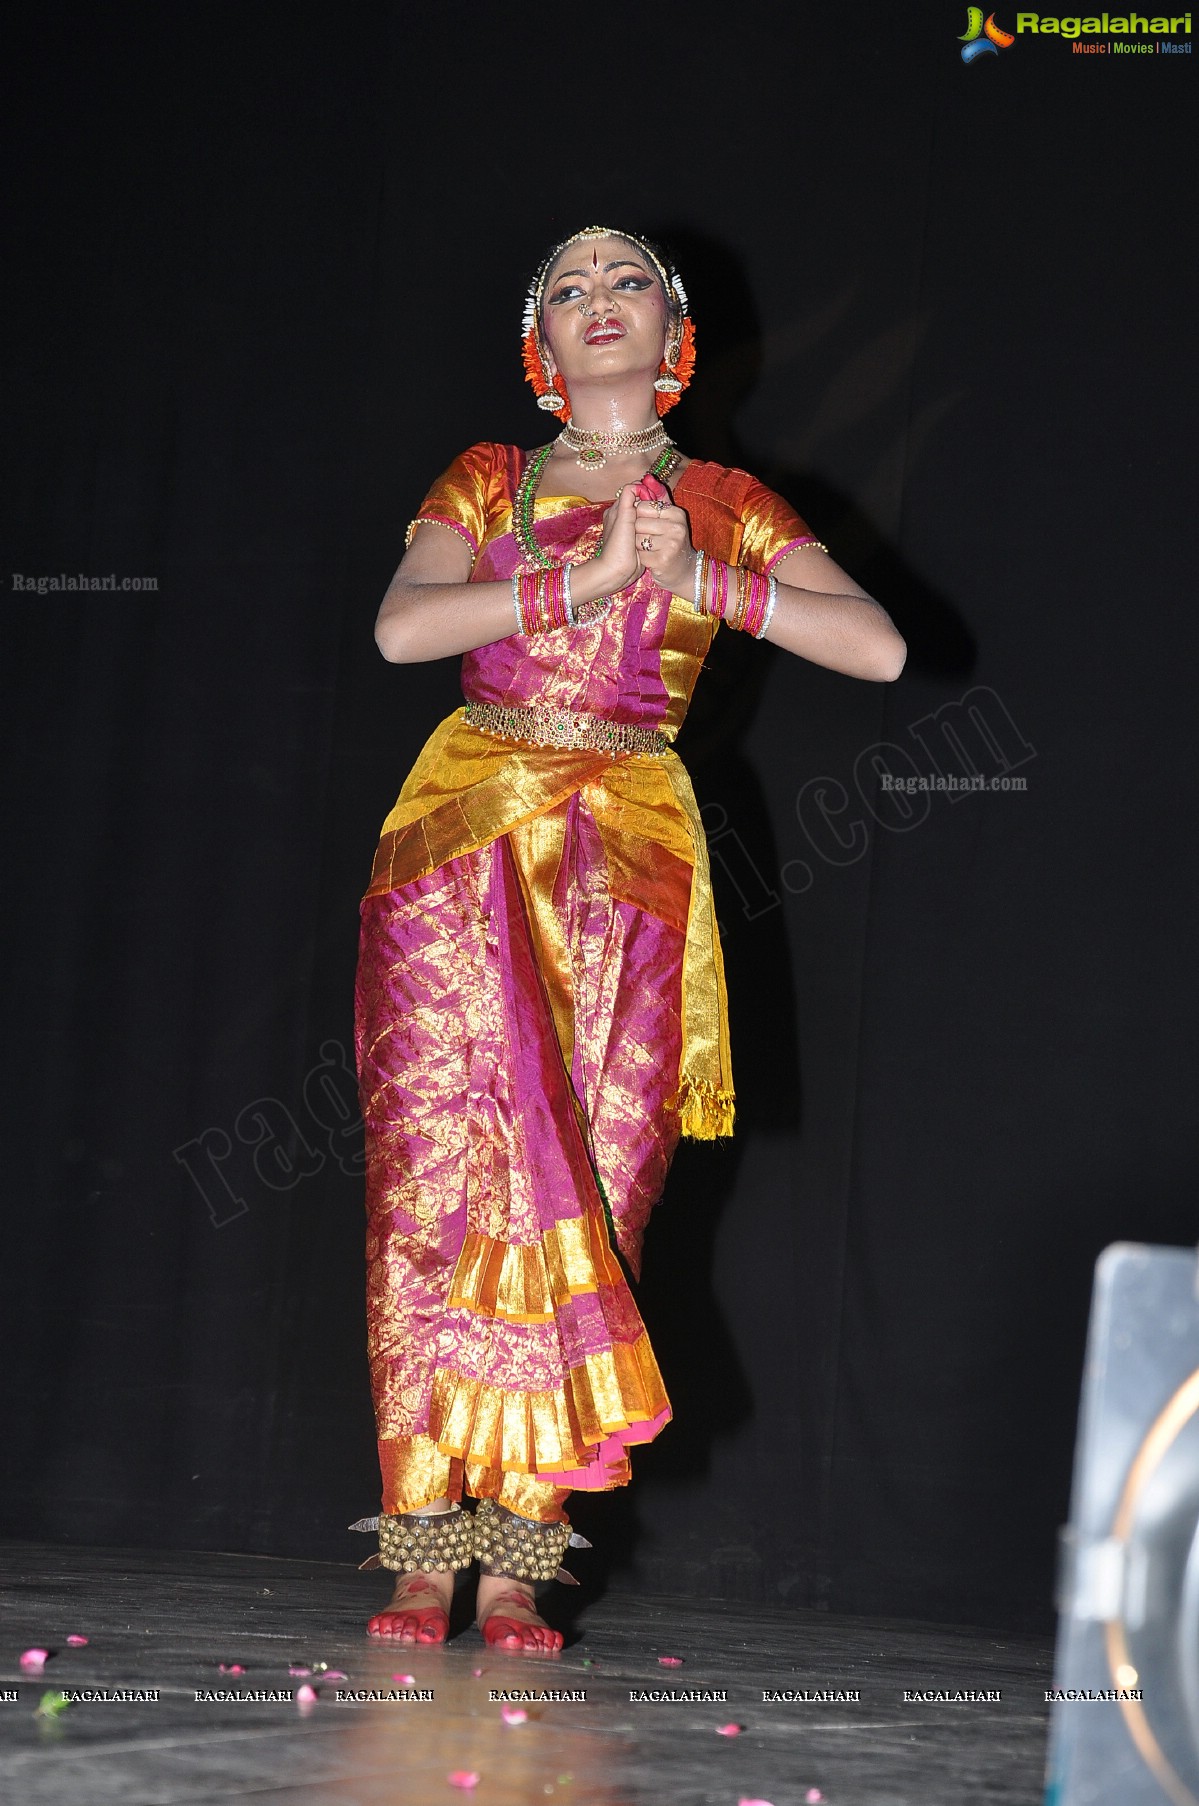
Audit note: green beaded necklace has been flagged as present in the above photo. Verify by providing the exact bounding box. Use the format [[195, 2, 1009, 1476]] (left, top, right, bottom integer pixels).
[[512, 442, 680, 571]]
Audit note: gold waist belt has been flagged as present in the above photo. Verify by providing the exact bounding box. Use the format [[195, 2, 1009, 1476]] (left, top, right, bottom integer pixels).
[[462, 701, 668, 759]]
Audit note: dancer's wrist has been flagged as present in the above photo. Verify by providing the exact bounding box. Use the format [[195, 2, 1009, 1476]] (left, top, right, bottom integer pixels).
[[568, 553, 635, 606], [690, 553, 777, 636]]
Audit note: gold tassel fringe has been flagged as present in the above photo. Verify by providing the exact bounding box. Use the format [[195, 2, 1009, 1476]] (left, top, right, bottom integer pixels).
[[676, 1076, 736, 1140]]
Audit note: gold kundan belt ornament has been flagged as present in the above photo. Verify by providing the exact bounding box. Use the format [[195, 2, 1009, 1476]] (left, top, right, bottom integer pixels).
[[463, 701, 668, 759]]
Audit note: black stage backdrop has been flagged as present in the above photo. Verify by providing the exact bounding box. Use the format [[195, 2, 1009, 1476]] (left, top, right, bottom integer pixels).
[[2, 4, 1194, 1633]]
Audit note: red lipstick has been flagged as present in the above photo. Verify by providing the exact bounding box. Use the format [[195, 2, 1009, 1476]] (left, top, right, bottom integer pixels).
[[584, 319, 626, 345]]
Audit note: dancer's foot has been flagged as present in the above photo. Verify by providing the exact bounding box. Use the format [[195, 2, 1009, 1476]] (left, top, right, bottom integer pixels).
[[367, 1569, 453, 1642], [476, 1575, 563, 1654]]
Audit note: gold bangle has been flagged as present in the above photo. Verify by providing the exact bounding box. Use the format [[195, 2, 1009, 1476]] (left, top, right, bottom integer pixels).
[[729, 565, 749, 633]]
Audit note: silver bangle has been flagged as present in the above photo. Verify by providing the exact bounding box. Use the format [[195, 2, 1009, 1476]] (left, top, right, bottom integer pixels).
[[755, 573, 778, 640], [692, 547, 704, 614], [563, 561, 576, 627], [511, 571, 523, 635]]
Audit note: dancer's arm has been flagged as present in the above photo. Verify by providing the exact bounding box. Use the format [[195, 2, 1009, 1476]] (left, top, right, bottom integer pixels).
[[753, 543, 907, 682], [632, 497, 906, 683], [375, 489, 643, 663]]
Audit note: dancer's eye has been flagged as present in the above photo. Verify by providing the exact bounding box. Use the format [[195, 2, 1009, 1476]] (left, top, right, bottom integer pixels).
[[547, 285, 583, 305]]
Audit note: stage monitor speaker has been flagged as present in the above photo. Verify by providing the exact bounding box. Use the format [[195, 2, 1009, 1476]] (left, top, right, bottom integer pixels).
[[1044, 1242, 1199, 1806]]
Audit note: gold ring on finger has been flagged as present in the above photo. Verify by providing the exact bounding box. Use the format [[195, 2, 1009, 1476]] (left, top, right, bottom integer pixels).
[[640, 536, 654, 551]]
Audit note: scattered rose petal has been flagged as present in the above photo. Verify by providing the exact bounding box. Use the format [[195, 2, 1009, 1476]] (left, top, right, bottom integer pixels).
[[805, 1793, 823, 1803], [471, 1667, 484, 1677], [289, 1665, 311, 1677], [716, 1722, 743, 1736], [218, 1663, 246, 1674], [658, 1655, 684, 1666], [448, 1773, 479, 1790], [66, 1634, 89, 1647], [392, 1672, 416, 1685], [20, 1649, 49, 1671], [295, 1683, 319, 1706], [320, 1669, 348, 1683], [501, 1704, 528, 1724], [738, 1799, 774, 1806]]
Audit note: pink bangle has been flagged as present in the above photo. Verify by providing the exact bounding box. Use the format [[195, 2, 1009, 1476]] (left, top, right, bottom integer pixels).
[[739, 569, 770, 636], [514, 565, 575, 635]]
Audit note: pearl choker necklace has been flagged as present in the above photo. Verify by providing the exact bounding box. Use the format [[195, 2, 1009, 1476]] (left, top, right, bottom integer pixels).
[[558, 422, 674, 470]]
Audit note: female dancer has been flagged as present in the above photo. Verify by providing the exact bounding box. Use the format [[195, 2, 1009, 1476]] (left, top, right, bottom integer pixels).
[[353, 227, 906, 1654]]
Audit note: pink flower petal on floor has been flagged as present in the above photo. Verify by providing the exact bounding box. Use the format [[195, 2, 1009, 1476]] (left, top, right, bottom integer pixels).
[[658, 1655, 684, 1666], [66, 1635, 89, 1647], [737, 1798, 774, 1806], [321, 1670, 348, 1683], [289, 1665, 311, 1677], [218, 1663, 246, 1674], [715, 1722, 743, 1735], [471, 1667, 484, 1677], [447, 1772, 479, 1790], [391, 1672, 416, 1685], [20, 1650, 49, 1671], [295, 1683, 318, 1705], [805, 1792, 824, 1803], [501, 1704, 528, 1725]]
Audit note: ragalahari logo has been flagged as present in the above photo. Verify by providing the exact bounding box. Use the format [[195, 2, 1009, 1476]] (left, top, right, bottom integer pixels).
[[959, 7, 1016, 56]]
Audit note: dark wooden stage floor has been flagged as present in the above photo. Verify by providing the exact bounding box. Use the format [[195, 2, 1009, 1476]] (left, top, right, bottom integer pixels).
[[0, 1541, 1053, 1804]]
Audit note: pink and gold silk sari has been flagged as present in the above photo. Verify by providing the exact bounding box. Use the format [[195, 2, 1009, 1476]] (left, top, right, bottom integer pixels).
[[354, 442, 812, 1516]]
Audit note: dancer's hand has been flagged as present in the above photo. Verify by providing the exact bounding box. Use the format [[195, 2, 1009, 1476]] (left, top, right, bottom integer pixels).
[[632, 476, 695, 599], [573, 486, 642, 605]]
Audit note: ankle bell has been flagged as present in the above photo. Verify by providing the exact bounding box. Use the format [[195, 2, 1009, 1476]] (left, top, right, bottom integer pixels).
[[371, 1501, 477, 1575], [473, 1497, 588, 1584]]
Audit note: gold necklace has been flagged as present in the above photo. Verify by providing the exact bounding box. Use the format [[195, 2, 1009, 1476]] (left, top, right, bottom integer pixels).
[[558, 421, 673, 471]]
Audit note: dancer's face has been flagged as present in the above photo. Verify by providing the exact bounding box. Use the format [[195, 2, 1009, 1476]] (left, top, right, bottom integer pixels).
[[539, 235, 671, 389]]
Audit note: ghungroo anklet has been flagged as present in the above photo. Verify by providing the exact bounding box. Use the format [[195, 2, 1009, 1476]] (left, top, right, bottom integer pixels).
[[473, 1497, 579, 1584], [375, 1502, 477, 1574]]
